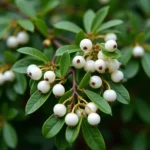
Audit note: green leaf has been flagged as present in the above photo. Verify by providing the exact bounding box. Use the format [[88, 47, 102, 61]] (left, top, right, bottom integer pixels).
[[34, 19, 49, 37], [83, 9, 95, 33], [4, 51, 17, 64], [109, 82, 130, 104], [59, 90, 73, 103], [60, 52, 70, 77], [18, 19, 34, 32], [141, 52, 150, 78], [84, 90, 112, 115], [15, 0, 36, 18], [30, 81, 38, 95], [75, 30, 85, 46], [6, 108, 18, 120], [42, 114, 64, 138], [101, 45, 121, 59], [91, 6, 109, 32], [79, 72, 91, 89], [97, 20, 123, 32], [2, 123, 18, 149], [82, 118, 105, 150], [12, 57, 42, 73], [54, 21, 82, 33], [56, 45, 81, 56], [17, 47, 49, 62], [25, 90, 51, 115], [139, 0, 150, 14], [66, 118, 82, 144]]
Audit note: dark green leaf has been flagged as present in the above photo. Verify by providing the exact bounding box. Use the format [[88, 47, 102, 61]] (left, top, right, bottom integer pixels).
[[30, 81, 38, 95], [79, 72, 91, 89], [75, 30, 85, 46], [139, 0, 150, 14], [4, 51, 17, 64], [6, 108, 18, 120], [59, 90, 73, 103]]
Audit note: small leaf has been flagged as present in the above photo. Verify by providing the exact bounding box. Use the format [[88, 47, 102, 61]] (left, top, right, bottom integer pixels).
[[83, 9, 95, 33], [25, 90, 51, 115], [54, 21, 82, 33], [56, 45, 81, 56], [60, 52, 70, 77], [59, 90, 73, 103], [79, 72, 91, 89], [66, 118, 82, 144], [75, 30, 85, 46], [82, 118, 105, 150], [109, 82, 130, 104], [30, 81, 38, 95], [17, 47, 49, 62], [42, 114, 64, 138], [84, 90, 112, 115], [18, 19, 34, 32]]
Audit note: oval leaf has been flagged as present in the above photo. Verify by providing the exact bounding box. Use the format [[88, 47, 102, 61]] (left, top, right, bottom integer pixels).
[[59, 90, 73, 103], [79, 72, 91, 89]]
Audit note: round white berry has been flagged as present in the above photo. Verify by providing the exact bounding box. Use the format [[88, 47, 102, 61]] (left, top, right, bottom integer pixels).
[[105, 40, 117, 52], [105, 33, 117, 42], [85, 102, 98, 114], [75, 109, 86, 117], [80, 39, 92, 52], [6, 36, 18, 48], [3, 70, 15, 82], [28, 66, 42, 80], [111, 70, 124, 83], [0, 73, 5, 85], [106, 59, 120, 73], [88, 113, 101, 125], [89, 76, 102, 89], [95, 59, 106, 73], [65, 113, 79, 126], [132, 46, 144, 57], [103, 89, 117, 102], [27, 64, 37, 75], [52, 84, 65, 97], [53, 104, 66, 117], [97, 51, 108, 60], [17, 31, 29, 45], [37, 80, 50, 94], [44, 71, 56, 83], [72, 56, 85, 69], [84, 60, 95, 72]]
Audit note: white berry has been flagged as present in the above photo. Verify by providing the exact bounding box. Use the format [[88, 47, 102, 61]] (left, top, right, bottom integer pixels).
[[65, 113, 79, 126], [103, 89, 117, 102], [75, 109, 86, 117], [97, 51, 108, 60], [44, 71, 56, 83], [80, 39, 92, 52], [6, 36, 18, 48], [105, 33, 117, 42], [72, 56, 85, 69], [88, 113, 101, 125], [132, 46, 144, 57], [111, 70, 124, 83], [53, 104, 66, 117], [0, 73, 5, 85], [37, 80, 50, 94], [85, 102, 98, 114], [3, 70, 15, 82], [106, 59, 120, 73], [17, 31, 29, 45], [84, 60, 95, 72], [89, 76, 102, 89], [105, 40, 117, 52], [52, 84, 65, 97], [95, 59, 106, 73], [28, 66, 42, 80], [27, 64, 37, 75]]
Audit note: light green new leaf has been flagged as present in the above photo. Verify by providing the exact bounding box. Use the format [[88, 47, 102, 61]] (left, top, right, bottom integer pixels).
[[79, 72, 91, 89]]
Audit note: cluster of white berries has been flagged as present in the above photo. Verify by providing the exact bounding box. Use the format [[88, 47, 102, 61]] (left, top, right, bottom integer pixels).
[[0, 70, 15, 85], [6, 31, 29, 48], [132, 45, 144, 58], [27, 64, 65, 96]]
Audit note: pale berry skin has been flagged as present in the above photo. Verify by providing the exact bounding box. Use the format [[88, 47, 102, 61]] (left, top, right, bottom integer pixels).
[[44, 71, 56, 83], [28, 66, 42, 80], [75, 109, 86, 117], [132, 46, 144, 58], [95, 59, 106, 73], [111, 70, 124, 83], [52, 84, 65, 97], [65, 113, 79, 126], [17, 31, 29, 45], [106, 59, 120, 73], [27, 64, 37, 75], [89, 76, 102, 89], [105, 40, 117, 52], [53, 104, 66, 117], [97, 51, 108, 60], [88, 113, 101, 126], [0, 73, 5, 85], [103, 89, 117, 102], [6, 36, 18, 48], [105, 33, 117, 42], [72, 56, 85, 69], [84, 60, 95, 72], [80, 38, 93, 52], [85, 102, 98, 114], [3, 70, 15, 82], [37, 80, 50, 94]]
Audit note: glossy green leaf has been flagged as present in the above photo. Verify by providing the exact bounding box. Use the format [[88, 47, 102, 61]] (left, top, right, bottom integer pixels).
[[42, 114, 64, 138], [79, 72, 91, 89], [82, 118, 105, 150], [75, 30, 85, 46], [59, 90, 73, 103], [25, 90, 51, 115], [30, 81, 38, 95], [84, 90, 112, 115]]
